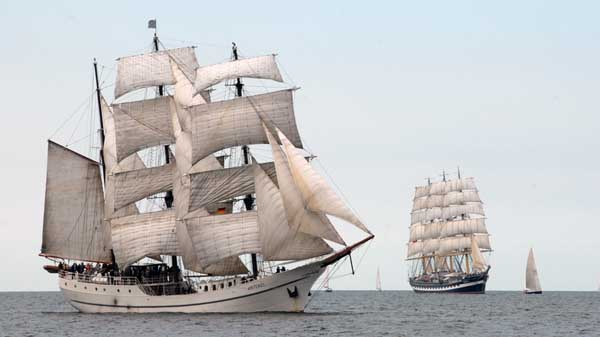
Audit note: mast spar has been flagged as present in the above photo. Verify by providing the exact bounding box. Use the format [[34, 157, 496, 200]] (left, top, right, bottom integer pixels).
[[150, 21, 177, 271], [231, 41, 260, 278], [92, 59, 106, 183]]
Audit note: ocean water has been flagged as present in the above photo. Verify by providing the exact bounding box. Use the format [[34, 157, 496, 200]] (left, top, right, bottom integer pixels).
[[0, 291, 598, 337]]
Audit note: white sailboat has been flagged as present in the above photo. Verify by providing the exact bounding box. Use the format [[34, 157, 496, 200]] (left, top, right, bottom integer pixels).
[[375, 267, 382, 292], [524, 248, 542, 294], [40, 21, 373, 313]]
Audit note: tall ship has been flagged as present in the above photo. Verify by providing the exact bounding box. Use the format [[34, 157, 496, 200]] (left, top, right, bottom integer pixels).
[[406, 172, 492, 293], [40, 21, 373, 313]]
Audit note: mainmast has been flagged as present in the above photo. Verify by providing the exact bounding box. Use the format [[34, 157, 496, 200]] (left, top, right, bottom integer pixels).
[[150, 21, 177, 272], [93, 59, 106, 183], [232, 42, 259, 278]]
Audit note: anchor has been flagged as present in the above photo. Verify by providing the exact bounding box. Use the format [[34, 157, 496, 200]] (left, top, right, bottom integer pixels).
[[287, 286, 299, 298]]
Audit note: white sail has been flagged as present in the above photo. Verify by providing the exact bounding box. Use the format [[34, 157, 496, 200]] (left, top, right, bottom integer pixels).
[[422, 238, 440, 255], [115, 47, 198, 99], [171, 62, 206, 108], [439, 218, 488, 238], [188, 163, 277, 213], [470, 236, 488, 272], [111, 96, 175, 162], [264, 124, 345, 244], [194, 55, 283, 93], [406, 241, 423, 258], [110, 210, 180, 268], [376, 267, 382, 291], [278, 129, 370, 234], [438, 235, 491, 254], [41, 141, 111, 262], [185, 211, 261, 268], [414, 185, 430, 198], [525, 248, 542, 292], [111, 162, 176, 212], [253, 162, 332, 260], [412, 190, 481, 211], [189, 90, 302, 164], [429, 177, 477, 195], [411, 203, 485, 225], [409, 222, 442, 241]]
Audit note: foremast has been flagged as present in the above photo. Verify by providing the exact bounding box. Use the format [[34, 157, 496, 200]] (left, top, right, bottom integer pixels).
[[406, 170, 491, 276]]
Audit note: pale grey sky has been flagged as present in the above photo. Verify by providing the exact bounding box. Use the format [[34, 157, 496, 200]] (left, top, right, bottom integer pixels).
[[1, 0, 598, 291]]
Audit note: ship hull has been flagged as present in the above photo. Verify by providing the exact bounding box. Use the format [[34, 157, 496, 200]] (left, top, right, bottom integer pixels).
[[409, 271, 489, 294], [524, 290, 542, 295], [59, 261, 325, 313]]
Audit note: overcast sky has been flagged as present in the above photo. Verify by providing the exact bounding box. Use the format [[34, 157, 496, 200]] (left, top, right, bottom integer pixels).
[[1, 1, 598, 291]]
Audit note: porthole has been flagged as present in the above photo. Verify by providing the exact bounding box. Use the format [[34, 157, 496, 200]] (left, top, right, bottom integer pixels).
[[74, 285, 77, 288], [228, 282, 232, 287], [64, 282, 67, 286], [95, 288, 98, 291], [128, 289, 132, 293], [84, 286, 87, 290], [117, 289, 120, 292], [220, 283, 224, 289], [103, 288, 106, 292]]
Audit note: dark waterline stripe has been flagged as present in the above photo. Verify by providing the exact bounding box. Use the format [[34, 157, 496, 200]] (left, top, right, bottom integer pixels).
[[69, 274, 315, 309]]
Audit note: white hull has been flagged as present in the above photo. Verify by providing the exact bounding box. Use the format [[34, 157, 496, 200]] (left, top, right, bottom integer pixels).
[[59, 262, 325, 313]]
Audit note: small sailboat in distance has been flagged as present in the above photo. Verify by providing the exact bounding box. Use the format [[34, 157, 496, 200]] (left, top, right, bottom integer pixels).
[[376, 267, 382, 292], [524, 248, 542, 294], [324, 267, 333, 292]]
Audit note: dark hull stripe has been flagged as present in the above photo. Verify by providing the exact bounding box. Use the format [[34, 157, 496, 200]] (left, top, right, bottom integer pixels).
[[412, 281, 486, 294], [69, 274, 314, 309]]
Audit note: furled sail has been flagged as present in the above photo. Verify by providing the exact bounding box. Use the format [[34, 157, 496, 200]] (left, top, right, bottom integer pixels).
[[115, 47, 198, 99], [439, 218, 488, 238], [190, 90, 302, 164], [185, 211, 261, 268], [110, 162, 176, 212], [253, 162, 332, 260], [277, 129, 371, 234], [438, 235, 491, 254], [264, 125, 344, 245], [188, 163, 276, 213], [110, 210, 180, 268], [41, 141, 111, 262], [470, 237, 488, 272], [111, 96, 175, 162], [525, 248, 542, 292], [194, 55, 283, 93]]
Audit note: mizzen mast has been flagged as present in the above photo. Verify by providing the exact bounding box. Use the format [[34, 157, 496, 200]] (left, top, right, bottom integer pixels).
[[93, 59, 106, 183]]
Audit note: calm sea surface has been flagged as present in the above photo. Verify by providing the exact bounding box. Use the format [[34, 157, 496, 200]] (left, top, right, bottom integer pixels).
[[0, 291, 598, 337]]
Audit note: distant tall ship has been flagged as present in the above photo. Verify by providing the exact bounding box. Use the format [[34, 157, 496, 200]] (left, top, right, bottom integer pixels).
[[39, 21, 373, 313], [406, 171, 492, 293], [524, 248, 542, 294]]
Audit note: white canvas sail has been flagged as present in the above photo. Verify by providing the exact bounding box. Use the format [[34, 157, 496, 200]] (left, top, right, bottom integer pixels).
[[189, 90, 302, 164], [264, 124, 345, 245], [277, 129, 371, 234], [41, 141, 111, 262], [187, 163, 277, 213], [115, 47, 198, 99], [438, 235, 491, 254], [194, 55, 283, 93], [525, 248, 542, 293], [470, 236, 488, 272], [253, 162, 333, 260], [111, 162, 176, 212], [111, 96, 175, 162], [110, 210, 180, 268]]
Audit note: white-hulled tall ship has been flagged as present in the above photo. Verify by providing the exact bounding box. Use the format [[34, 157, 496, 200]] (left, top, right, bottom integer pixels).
[[406, 171, 492, 293], [40, 21, 373, 313]]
